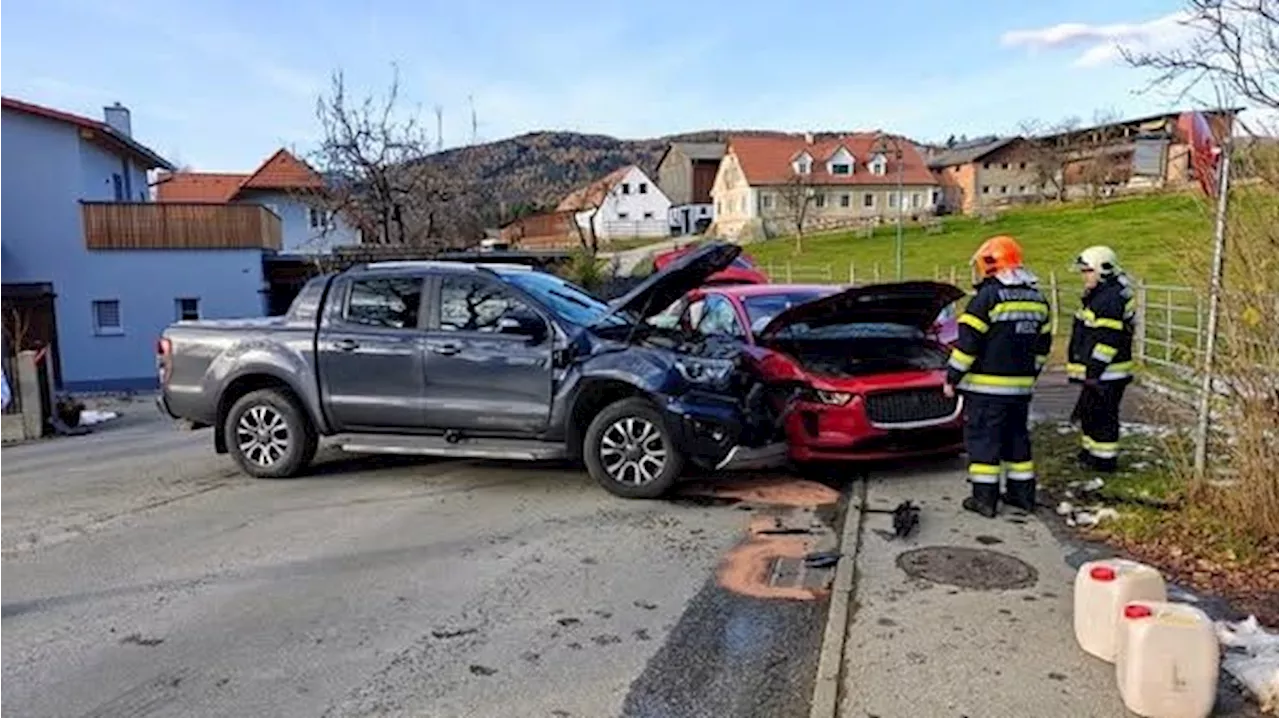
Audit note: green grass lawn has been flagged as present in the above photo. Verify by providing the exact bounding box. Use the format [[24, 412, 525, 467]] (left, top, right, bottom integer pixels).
[[744, 193, 1214, 287]]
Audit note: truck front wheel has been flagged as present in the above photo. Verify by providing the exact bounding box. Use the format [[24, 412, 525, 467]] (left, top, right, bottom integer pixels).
[[583, 398, 684, 499], [224, 389, 317, 479]]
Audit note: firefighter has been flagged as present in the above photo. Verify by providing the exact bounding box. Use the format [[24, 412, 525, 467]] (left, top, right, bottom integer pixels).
[[943, 235, 1052, 518], [1067, 245, 1135, 472]]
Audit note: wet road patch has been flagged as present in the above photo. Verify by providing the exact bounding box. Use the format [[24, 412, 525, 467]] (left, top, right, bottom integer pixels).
[[895, 546, 1038, 590]]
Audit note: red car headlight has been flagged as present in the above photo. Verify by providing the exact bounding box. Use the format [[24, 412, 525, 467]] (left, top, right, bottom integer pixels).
[[802, 388, 853, 406]]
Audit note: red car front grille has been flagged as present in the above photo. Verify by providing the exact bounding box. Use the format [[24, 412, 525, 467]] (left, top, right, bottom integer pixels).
[[864, 388, 958, 425]]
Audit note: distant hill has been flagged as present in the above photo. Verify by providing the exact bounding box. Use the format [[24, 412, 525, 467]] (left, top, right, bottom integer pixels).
[[414, 129, 857, 232]]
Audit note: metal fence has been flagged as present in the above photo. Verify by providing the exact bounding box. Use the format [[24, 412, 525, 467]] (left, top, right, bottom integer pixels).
[[758, 259, 1216, 376]]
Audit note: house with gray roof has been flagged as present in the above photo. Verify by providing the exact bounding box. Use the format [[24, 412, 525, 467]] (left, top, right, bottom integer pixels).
[[655, 142, 726, 235]]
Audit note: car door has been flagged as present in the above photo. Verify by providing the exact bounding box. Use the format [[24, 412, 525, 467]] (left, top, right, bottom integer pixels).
[[421, 274, 554, 434], [317, 274, 427, 431]]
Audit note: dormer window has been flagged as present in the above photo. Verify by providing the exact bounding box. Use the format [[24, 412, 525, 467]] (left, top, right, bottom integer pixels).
[[869, 154, 888, 177], [827, 146, 855, 176], [792, 152, 813, 175]]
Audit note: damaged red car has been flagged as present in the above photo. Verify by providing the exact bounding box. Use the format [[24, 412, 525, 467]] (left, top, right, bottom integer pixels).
[[653, 282, 967, 464]]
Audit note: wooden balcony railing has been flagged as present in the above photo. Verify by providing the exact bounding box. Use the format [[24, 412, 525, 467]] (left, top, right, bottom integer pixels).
[[82, 202, 283, 251]]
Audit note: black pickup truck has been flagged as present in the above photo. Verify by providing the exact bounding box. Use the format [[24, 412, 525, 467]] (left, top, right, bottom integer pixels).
[[157, 242, 788, 498]]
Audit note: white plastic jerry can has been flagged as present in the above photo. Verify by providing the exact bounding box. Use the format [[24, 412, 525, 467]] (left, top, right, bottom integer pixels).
[[1073, 558, 1168, 662], [1115, 601, 1220, 718]]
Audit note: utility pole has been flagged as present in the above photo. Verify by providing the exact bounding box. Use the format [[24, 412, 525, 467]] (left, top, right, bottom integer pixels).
[[895, 142, 905, 280], [468, 95, 477, 145]]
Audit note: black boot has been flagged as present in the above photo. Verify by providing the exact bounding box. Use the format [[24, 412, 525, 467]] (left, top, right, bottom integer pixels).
[[1002, 480, 1037, 513], [962, 482, 999, 518], [1076, 448, 1095, 470]]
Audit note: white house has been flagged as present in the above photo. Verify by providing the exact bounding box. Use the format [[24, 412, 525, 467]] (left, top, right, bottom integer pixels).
[[556, 165, 672, 241], [154, 148, 361, 254]]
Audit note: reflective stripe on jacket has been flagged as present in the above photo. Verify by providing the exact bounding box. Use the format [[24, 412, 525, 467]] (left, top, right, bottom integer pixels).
[[1067, 277, 1136, 383], [945, 277, 1052, 397]]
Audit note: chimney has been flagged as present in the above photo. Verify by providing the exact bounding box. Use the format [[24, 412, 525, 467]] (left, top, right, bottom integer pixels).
[[803, 131, 814, 145], [103, 102, 131, 137]]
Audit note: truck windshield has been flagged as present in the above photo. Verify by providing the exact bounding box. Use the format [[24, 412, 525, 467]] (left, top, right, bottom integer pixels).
[[498, 270, 625, 327]]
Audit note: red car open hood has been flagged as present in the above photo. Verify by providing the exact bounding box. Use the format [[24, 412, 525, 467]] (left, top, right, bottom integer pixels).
[[600, 241, 742, 323], [758, 281, 965, 340]]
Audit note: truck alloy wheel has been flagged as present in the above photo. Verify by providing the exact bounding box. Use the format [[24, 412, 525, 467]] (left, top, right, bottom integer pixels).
[[583, 398, 684, 499], [599, 417, 667, 486], [224, 388, 317, 479], [236, 405, 291, 468]]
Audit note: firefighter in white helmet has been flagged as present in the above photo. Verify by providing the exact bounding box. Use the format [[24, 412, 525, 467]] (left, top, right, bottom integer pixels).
[[1067, 245, 1136, 472]]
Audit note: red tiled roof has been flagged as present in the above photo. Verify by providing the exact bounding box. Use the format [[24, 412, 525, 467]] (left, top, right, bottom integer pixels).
[[1, 96, 174, 170], [153, 172, 249, 202], [153, 148, 323, 203], [727, 133, 937, 186], [556, 165, 634, 211], [239, 149, 324, 191]]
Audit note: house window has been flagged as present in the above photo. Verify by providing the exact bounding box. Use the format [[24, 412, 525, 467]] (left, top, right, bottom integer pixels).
[[870, 159, 887, 176], [839, 193, 851, 208], [92, 300, 123, 336], [912, 193, 923, 208], [888, 192, 899, 209], [1001, 162, 1010, 170], [621, 183, 631, 195], [112, 173, 125, 201], [930, 189, 941, 205], [863, 193, 875, 208], [1017, 185, 1027, 194], [793, 155, 813, 174], [700, 206, 709, 216], [716, 200, 722, 214], [175, 298, 200, 321], [1019, 161, 1028, 170], [999, 185, 1008, 194], [814, 194, 827, 208], [639, 183, 648, 194], [308, 207, 331, 230], [983, 162, 992, 170], [761, 193, 775, 210], [643, 211, 654, 220], [831, 163, 851, 176], [982, 186, 991, 194], [617, 212, 630, 220]]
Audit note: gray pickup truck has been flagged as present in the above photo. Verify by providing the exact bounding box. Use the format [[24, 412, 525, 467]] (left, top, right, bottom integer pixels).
[[156, 242, 788, 499]]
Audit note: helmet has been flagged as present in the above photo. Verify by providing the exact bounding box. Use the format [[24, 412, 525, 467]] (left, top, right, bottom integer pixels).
[[1074, 246, 1120, 276], [970, 235, 1024, 277]]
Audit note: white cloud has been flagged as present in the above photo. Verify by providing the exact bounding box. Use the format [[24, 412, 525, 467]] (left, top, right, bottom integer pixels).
[[1001, 12, 1199, 68]]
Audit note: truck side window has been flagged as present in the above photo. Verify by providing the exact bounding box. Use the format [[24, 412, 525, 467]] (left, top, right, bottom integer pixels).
[[439, 276, 531, 332], [344, 277, 424, 329]]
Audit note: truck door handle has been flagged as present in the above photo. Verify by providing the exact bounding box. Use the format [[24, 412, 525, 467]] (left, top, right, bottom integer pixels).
[[336, 339, 359, 352], [430, 342, 461, 356]]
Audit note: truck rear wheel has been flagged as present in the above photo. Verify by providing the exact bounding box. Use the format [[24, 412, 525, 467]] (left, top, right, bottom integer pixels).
[[224, 389, 317, 479], [583, 398, 684, 499]]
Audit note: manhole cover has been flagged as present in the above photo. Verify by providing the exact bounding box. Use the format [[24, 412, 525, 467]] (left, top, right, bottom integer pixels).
[[896, 546, 1038, 590]]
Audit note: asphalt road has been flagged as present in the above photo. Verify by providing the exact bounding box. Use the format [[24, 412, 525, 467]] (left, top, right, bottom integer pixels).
[[2, 406, 835, 718]]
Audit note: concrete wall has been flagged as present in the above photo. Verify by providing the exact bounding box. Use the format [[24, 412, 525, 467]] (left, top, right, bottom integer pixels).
[[973, 145, 1044, 206], [1, 106, 267, 392], [233, 189, 360, 254]]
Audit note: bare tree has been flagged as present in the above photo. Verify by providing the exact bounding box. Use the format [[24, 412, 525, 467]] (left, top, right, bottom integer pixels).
[[306, 66, 465, 251], [1017, 116, 1081, 202], [775, 171, 818, 252], [1123, 0, 1278, 117]]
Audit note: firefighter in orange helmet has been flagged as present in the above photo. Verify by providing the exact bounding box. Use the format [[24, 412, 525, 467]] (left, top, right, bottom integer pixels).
[[943, 236, 1053, 517]]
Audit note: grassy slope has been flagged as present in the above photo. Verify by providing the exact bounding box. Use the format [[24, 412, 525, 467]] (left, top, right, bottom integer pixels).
[[744, 193, 1213, 287]]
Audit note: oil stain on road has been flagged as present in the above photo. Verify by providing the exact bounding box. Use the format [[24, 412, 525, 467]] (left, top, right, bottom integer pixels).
[[622, 476, 845, 718]]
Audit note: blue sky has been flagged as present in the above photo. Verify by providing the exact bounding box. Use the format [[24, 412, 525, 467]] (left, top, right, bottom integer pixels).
[[3, 0, 1212, 171]]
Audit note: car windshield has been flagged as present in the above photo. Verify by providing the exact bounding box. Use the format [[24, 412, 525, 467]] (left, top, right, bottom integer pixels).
[[770, 322, 926, 341], [742, 290, 832, 333], [498, 270, 627, 327]]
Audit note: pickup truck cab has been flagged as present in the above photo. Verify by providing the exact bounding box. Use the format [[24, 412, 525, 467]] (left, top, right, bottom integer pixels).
[[156, 243, 787, 499]]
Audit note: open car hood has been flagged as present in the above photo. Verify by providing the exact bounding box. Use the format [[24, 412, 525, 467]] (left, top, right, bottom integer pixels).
[[600, 241, 742, 323], [758, 281, 966, 339]]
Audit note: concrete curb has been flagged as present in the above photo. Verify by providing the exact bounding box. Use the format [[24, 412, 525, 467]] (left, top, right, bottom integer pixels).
[[809, 478, 867, 718]]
